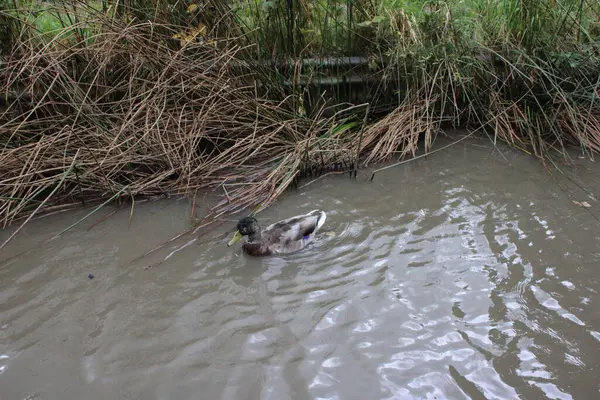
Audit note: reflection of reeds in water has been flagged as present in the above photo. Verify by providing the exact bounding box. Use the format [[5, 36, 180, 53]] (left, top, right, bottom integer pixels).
[[1, 0, 599, 246]]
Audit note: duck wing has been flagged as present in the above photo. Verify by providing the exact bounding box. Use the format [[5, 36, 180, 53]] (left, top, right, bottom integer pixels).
[[290, 209, 327, 241], [262, 210, 327, 251]]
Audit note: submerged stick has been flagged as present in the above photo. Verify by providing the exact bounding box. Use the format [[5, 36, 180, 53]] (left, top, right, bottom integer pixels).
[[370, 132, 474, 181], [132, 219, 224, 268], [74, 165, 84, 206], [87, 209, 117, 231], [298, 171, 345, 190], [51, 186, 129, 239], [133, 228, 194, 261], [190, 190, 197, 222], [354, 104, 370, 178], [148, 237, 198, 269], [128, 193, 135, 228]]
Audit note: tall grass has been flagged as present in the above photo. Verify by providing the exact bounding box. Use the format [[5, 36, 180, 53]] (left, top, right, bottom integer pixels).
[[0, 0, 599, 242]]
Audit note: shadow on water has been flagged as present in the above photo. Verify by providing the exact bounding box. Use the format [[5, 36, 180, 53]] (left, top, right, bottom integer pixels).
[[1, 135, 600, 399]]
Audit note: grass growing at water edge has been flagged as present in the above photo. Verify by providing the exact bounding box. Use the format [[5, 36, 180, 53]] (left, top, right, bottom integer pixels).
[[0, 0, 599, 249]]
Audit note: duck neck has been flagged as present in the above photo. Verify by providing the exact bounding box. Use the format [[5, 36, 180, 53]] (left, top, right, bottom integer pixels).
[[248, 230, 261, 242]]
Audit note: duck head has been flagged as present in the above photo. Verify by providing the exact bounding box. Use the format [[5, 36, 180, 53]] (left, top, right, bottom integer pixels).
[[227, 216, 260, 246]]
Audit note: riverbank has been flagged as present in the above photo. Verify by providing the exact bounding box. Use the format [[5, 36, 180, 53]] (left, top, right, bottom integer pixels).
[[1, 1, 599, 247]]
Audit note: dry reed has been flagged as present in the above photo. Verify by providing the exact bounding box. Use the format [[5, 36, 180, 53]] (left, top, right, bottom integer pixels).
[[2, 0, 599, 250], [0, 14, 439, 245]]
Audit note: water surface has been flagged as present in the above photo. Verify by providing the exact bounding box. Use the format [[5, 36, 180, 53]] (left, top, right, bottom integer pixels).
[[1, 137, 600, 399]]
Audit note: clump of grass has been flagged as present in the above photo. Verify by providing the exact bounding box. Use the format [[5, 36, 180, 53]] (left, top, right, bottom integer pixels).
[[0, 8, 269, 226], [367, 0, 600, 162], [227, 0, 600, 165]]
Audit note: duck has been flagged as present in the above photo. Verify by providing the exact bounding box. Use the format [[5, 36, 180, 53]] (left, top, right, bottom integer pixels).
[[227, 209, 327, 256]]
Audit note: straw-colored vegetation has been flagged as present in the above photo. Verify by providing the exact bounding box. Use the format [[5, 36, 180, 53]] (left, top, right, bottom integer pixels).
[[1, 0, 599, 244]]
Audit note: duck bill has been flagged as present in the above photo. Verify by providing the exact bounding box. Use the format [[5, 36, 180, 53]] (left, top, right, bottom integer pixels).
[[227, 231, 242, 247]]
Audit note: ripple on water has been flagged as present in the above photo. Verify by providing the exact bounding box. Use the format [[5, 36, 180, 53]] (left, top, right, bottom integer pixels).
[[1, 140, 600, 399]]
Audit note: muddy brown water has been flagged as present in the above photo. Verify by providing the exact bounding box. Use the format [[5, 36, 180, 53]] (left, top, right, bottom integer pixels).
[[1, 136, 600, 400]]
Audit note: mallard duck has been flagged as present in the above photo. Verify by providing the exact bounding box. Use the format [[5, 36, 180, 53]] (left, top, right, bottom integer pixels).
[[227, 210, 327, 256]]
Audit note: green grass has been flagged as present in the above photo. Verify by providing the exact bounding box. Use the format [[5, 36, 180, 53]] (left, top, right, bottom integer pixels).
[[6, 1, 599, 58], [1, 1, 100, 46], [225, 0, 599, 57]]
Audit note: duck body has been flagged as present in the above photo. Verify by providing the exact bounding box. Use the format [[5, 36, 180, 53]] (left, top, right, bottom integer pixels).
[[227, 210, 327, 256]]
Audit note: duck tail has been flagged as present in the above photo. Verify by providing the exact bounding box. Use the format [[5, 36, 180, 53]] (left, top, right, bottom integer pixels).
[[315, 210, 327, 232]]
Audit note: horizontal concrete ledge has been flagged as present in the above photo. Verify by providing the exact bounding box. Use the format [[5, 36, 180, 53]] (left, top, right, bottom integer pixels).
[[232, 56, 373, 69], [282, 75, 393, 87]]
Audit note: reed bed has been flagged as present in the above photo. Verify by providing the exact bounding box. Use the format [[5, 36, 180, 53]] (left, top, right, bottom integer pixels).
[[1, 0, 599, 247], [0, 15, 435, 236]]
